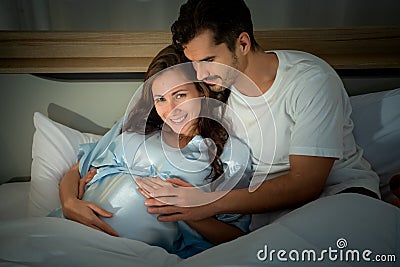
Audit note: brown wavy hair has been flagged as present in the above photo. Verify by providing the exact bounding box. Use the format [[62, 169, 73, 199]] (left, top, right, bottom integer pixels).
[[123, 44, 231, 182]]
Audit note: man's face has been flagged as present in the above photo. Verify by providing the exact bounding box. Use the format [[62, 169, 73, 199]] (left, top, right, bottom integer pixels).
[[183, 29, 240, 92]]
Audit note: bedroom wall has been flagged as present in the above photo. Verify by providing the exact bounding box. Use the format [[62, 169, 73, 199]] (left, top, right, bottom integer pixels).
[[1, 0, 400, 183], [1, 0, 399, 30], [0, 74, 140, 184], [1, 73, 400, 184]]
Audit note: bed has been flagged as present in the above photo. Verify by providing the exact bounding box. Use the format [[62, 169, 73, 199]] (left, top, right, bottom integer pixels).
[[0, 27, 400, 266]]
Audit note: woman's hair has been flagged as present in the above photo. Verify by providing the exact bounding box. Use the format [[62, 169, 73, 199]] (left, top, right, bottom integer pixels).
[[171, 0, 260, 52], [124, 44, 230, 182]]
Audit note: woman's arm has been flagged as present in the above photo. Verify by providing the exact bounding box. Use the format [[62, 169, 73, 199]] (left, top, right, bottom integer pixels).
[[185, 217, 245, 245], [59, 163, 119, 236], [138, 177, 246, 244], [59, 163, 83, 203], [173, 176, 249, 245]]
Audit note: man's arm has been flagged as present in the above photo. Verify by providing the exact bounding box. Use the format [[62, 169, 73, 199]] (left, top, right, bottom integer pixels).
[[213, 155, 334, 214], [59, 163, 119, 236], [139, 155, 335, 221]]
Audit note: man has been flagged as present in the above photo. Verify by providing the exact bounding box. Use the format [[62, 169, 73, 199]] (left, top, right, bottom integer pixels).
[[136, 0, 380, 230]]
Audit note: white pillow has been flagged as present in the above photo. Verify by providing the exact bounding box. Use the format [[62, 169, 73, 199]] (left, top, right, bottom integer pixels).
[[350, 88, 400, 199], [29, 112, 102, 217]]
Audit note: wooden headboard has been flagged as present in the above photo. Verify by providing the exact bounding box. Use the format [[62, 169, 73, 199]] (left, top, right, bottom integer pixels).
[[0, 26, 399, 73]]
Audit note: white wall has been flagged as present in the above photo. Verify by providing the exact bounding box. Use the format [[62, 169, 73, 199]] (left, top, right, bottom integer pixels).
[[2, 73, 400, 183], [0, 0, 399, 31], [1, 0, 400, 182], [0, 74, 140, 183]]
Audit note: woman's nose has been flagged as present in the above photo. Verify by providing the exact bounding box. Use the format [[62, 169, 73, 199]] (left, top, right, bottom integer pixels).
[[164, 100, 179, 116]]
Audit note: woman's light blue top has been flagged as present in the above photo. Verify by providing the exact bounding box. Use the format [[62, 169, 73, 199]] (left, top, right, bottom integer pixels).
[[50, 118, 253, 258]]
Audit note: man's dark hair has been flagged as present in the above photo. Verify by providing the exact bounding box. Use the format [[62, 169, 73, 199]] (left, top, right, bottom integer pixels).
[[171, 0, 260, 52]]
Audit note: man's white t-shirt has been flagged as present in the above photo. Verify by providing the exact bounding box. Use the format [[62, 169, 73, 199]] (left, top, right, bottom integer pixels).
[[225, 50, 380, 227]]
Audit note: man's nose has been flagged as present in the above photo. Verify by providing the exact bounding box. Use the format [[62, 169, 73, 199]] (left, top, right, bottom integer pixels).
[[195, 62, 209, 81]]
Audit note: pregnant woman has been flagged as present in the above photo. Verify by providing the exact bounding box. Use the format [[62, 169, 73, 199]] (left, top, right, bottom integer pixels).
[[49, 45, 253, 258]]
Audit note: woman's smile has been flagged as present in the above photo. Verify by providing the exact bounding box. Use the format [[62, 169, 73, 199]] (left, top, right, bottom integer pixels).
[[169, 113, 188, 124]]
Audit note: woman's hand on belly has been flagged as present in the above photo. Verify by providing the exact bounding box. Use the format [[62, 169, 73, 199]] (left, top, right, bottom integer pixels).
[[62, 197, 119, 237]]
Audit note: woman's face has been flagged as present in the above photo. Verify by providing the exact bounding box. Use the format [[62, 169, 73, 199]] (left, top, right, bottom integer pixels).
[[152, 70, 203, 136]]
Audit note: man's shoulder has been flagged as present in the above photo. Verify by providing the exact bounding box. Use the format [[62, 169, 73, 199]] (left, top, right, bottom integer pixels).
[[271, 50, 336, 77], [268, 49, 318, 58]]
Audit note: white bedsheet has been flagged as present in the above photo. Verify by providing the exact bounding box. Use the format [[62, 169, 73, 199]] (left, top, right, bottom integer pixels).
[[179, 193, 400, 267], [1, 193, 399, 267], [0, 217, 180, 267]]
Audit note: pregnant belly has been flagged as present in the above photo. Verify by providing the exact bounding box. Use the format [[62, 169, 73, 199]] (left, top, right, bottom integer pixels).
[[82, 173, 179, 253]]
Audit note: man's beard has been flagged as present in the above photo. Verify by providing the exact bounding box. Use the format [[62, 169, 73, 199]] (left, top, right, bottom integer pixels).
[[208, 82, 225, 92], [207, 54, 239, 92]]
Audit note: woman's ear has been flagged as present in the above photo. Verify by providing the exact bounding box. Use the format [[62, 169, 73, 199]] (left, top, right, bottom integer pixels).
[[237, 32, 251, 55]]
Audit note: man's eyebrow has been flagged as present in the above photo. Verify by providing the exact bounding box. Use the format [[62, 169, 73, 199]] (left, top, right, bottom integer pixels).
[[197, 56, 215, 62]]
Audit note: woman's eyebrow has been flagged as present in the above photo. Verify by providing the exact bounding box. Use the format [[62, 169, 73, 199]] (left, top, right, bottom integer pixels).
[[153, 89, 189, 98], [171, 89, 188, 96]]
